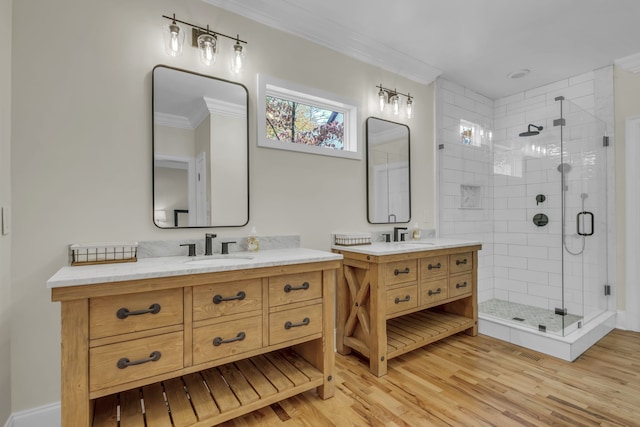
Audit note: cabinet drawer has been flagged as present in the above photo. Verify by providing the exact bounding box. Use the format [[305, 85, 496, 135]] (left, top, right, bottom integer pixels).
[[449, 252, 473, 274], [386, 285, 418, 316], [269, 271, 322, 307], [193, 279, 262, 321], [384, 260, 418, 286], [420, 255, 448, 280], [89, 331, 183, 392], [269, 304, 323, 345], [449, 273, 473, 298], [193, 315, 262, 365], [420, 279, 449, 306], [90, 289, 183, 339]]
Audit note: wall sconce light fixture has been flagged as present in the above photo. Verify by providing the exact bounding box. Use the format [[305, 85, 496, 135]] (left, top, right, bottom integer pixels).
[[162, 14, 248, 73], [376, 84, 414, 118]]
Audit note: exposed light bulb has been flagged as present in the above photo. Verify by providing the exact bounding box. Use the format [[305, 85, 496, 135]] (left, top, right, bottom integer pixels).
[[231, 42, 244, 74], [406, 96, 413, 119], [198, 33, 217, 66], [378, 88, 386, 112], [163, 20, 184, 57], [391, 94, 400, 115]]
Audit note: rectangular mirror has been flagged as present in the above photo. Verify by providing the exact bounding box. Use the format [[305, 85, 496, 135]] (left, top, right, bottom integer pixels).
[[153, 65, 249, 228], [366, 117, 411, 224]]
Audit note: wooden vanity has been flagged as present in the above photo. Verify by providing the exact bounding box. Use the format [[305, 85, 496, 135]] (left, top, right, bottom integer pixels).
[[49, 249, 341, 426], [333, 240, 481, 376]]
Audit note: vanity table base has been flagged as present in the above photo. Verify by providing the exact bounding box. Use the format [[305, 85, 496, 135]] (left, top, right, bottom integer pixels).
[[52, 259, 339, 427], [335, 245, 480, 377]]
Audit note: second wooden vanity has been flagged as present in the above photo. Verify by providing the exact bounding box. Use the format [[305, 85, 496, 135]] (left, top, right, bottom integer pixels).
[[49, 248, 341, 427], [333, 240, 481, 376]]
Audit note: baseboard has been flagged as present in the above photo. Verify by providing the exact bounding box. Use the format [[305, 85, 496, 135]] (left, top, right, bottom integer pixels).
[[4, 402, 60, 427]]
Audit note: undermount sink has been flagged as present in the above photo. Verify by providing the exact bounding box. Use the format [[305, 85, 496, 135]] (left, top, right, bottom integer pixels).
[[185, 255, 254, 266]]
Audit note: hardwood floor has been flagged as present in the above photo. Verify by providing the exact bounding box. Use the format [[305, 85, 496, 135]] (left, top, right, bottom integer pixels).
[[219, 330, 640, 426]]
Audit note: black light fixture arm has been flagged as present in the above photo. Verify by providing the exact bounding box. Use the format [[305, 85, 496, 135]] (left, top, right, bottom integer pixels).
[[162, 14, 248, 45], [377, 84, 412, 100]]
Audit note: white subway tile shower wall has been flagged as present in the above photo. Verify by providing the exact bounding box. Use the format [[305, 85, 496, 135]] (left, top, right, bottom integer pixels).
[[436, 66, 614, 318], [436, 79, 495, 302]]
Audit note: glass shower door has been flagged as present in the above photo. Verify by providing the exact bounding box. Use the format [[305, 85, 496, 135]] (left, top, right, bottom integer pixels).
[[559, 97, 609, 335]]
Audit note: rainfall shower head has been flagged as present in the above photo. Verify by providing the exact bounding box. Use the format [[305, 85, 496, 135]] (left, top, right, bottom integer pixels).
[[519, 124, 544, 137], [557, 162, 572, 173]]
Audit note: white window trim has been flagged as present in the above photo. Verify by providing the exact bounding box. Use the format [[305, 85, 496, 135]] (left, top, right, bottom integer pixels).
[[257, 74, 361, 160]]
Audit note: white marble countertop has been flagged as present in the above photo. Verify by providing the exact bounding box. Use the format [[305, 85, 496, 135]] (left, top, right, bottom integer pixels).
[[331, 238, 482, 256], [47, 248, 343, 288]]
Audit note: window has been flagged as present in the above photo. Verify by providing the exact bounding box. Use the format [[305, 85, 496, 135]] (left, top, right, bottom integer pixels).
[[460, 119, 490, 147], [257, 75, 360, 159]]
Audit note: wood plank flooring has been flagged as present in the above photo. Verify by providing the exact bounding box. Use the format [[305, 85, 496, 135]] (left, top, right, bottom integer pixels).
[[219, 330, 640, 426]]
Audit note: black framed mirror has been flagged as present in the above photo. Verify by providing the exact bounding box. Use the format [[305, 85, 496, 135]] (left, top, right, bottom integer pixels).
[[366, 117, 411, 224], [152, 65, 249, 228]]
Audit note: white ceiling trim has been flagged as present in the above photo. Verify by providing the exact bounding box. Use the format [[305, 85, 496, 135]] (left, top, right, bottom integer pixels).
[[154, 112, 192, 129], [615, 53, 640, 74], [202, 0, 442, 86]]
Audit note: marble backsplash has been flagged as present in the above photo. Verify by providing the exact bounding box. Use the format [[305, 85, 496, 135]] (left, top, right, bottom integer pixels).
[[136, 235, 300, 258]]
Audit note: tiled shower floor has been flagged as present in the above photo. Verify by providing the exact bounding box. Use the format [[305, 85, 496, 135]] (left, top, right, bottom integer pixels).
[[479, 299, 582, 333]]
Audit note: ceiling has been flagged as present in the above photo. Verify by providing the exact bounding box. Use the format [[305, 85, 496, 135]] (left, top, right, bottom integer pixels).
[[203, 0, 640, 99]]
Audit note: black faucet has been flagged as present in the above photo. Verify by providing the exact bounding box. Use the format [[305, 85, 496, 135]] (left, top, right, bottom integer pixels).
[[393, 227, 408, 242], [221, 241, 236, 255], [205, 233, 217, 256], [180, 243, 196, 257]]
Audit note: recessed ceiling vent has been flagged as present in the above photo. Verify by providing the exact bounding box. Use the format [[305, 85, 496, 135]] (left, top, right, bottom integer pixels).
[[507, 69, 531, 79]]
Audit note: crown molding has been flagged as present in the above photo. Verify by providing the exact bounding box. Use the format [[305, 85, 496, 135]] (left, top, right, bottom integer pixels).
[[154, 112, 192, 129], [203, 97, 246, 119], [615, 52, 640, 73], [202, 0, 442, 85]]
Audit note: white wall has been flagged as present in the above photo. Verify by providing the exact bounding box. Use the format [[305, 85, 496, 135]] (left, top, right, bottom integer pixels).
[[614, 67, 640, 314], [10, 0, 435, 414], [0, 0, 12, 423]]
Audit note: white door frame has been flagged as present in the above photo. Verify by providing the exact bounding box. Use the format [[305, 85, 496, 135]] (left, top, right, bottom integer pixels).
[[625, 116, 640, 331]]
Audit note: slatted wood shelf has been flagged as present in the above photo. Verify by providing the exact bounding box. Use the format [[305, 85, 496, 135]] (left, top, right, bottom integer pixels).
[[386, 310, 475, 359], [91, 348, 323, 427]]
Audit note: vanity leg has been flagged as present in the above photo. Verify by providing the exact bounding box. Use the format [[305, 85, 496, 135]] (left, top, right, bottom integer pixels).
[[369, 264, 387, 377], [60, 299, 90, 426], [319, 268, 336, 399], [335, 263, 350, 355]]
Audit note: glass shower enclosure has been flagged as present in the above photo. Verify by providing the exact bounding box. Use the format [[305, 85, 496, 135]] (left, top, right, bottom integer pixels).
[[439, 92, 611, 338], [555, 96, 609, 334]]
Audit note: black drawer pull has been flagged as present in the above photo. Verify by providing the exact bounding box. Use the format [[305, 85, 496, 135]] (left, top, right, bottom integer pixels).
[[428, 262, 442, 270], [213, 291, 246, 304], [284, 317, 310, 329], [117, 351, 161, 369], [213, 332, 246, 346], [428, 288, 442, 296], [116, 303, 161, 319], [284, 282, 310, 293], [394, 295, 411, 304], [394, 268, 411, 276], [456, 259, 468, 266], [456, 282, 468, 289]]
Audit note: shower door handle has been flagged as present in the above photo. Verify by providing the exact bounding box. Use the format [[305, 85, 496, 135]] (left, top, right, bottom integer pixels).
[[577, 211, 594, 236]]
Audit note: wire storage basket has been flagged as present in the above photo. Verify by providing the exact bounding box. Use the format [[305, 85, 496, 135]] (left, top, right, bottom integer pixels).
[[334, 233, 371, 246], [70, 242, 138, 266]]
